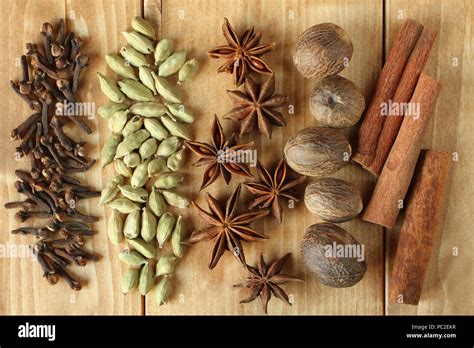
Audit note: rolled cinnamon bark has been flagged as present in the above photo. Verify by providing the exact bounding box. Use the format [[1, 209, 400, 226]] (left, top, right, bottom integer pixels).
[[362, 73, 441, 228], [389, 150, 450, 305], [353, 19, 424, 168], [366, 27, 438, 175]]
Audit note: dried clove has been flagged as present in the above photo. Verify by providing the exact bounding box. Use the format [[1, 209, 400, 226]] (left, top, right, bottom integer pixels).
[[12, 227, 49, 239], [15, 181, 51, 212], [10, 81, 41, 111], [10, 112, 41, 140], [72, 53, 88, 92], [55, 19, 65, 45], [33, 69, 64, 101], [40, 23, 55, 65], [56, 79, 74, 102], [4, 199, 37, 210], [15, 210, 52, 222]]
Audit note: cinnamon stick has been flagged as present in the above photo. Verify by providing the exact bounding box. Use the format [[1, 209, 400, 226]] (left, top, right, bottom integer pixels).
[[353, 19, 423, 168], [389, 150, 450, 305], [366, 27, 438, 175], [362, 73, 441, 228]]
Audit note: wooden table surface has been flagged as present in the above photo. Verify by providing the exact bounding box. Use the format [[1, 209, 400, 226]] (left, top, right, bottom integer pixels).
[[0, 0, 472, 315]]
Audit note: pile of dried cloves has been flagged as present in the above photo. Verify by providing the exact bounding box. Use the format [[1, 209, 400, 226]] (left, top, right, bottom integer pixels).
[[5, 19, 99, 290]]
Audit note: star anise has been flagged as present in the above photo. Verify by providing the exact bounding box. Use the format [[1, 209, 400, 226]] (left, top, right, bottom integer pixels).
[[208, 18, 275, 86], [184, 184, 269, 269], [185, 115, 254, 190], [223, 76, 289, 139], [243, 159, 306, 222], [234, 253, 304, 314]]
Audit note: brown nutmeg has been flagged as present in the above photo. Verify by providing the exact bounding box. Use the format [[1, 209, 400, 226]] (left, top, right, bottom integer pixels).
[[300, 223, 367, 288], [293, 23, 353, 81], [284, 127, 351, 177], [304, 177, 363, 222], [309, 75, 365, 128]]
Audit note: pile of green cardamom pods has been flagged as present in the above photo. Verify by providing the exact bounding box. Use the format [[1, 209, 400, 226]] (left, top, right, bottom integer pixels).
[[97, 16, 198, 306]]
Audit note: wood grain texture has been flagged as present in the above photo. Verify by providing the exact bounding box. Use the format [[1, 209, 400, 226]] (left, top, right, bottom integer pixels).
[[0, 0, 142, 315], [144, 0, 384, 315], [385, 0, 474, 315], [8, 0, 473, 316]]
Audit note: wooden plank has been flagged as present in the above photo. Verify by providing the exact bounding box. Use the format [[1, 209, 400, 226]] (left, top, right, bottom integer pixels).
[[0, 0, 66, 316], [0, 0, 143, 314], [144, 0, 384, 315], [64, 0, 143, 315], [385, 0, 474, 315]]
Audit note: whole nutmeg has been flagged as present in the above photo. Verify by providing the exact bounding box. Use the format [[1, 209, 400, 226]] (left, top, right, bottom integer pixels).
[[300, 223, 367, 288], [304, 177, 363, 222], [284, 127, 351, 177], [309, 75, 365, 128], [293, 23, 353, 81]]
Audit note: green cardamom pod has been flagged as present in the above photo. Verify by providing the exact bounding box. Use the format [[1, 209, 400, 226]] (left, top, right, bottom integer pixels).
[[164, 103, 195, 123], [99, 175, 124, 205], [171, 215, 186, 257], [148, 188, 167, 217], [131, 158, 151, 188], [105, 53, 137, 80], [98, 102, 127, 119], [129, 102, 167, 117], [123, 210, 141, 239], [122, 31, 154, 54], [138, 66, 157, 95], [123, 152, 141, 168], [118, 185, 148, 203], [167, 147, 185, 171], [114, 159, 132, 178], [131, 17, 156, 39], [154, 277, 172, 306], [148, 157, 168, 177], [161, 190, 190, 209], [101, 134, 122, 168], [178, 57, 198, 84], [156, 136, 181, 157], [115, 129, 150, 158], [160, 116, 191, 140], [156, 254, 177, 277], [122, 116, 143, 137], [121, 268, 139, 294], [107, 209, 123, 245], [143, 118, 169, 140], [141, 206, 157, 242], [118, 79, 155, 102], [139, 138, 158, 160], [120, 45, 150, 67], [156, 212, 175, 248], [154, 173, 184, 189], [128, 238, 156, 258], [152, 73, 183, 103], [119, 249, 147, 267], [108, 197, 141, 214], [139, 263, 154, 296], [108, 110, 130, 133], [154, 38, 174, 64], [97, 72, 126, 103], [158, 51, 187, 77]]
